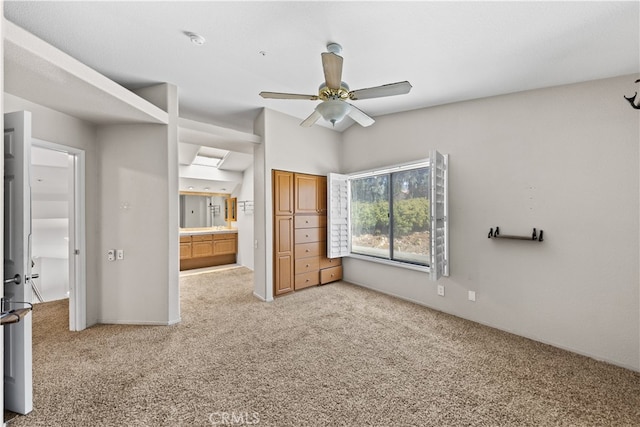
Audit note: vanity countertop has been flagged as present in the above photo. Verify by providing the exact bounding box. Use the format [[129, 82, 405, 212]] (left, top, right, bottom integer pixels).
[[180, 227, 238, 236]]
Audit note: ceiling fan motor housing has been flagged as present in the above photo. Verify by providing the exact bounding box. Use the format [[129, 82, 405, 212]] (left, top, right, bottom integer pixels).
[[318, 81, 350, 100]]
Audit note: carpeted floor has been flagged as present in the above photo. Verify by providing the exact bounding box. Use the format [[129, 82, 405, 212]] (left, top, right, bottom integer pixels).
[[8, 267, 640, 426]]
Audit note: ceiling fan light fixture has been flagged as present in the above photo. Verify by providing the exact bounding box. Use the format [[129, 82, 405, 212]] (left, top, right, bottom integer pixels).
[[316, 100, 351, 126]]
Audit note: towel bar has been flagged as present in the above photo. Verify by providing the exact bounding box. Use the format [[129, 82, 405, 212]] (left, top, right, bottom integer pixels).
[[0, 299, 33, 326]]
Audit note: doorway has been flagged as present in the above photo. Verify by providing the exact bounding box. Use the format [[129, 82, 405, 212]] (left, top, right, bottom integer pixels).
[[31, 139, 86, 331]]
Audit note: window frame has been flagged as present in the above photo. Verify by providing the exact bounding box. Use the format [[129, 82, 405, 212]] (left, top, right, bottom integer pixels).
[[349, 161, 430, 267], [328, 151, 449, 280]]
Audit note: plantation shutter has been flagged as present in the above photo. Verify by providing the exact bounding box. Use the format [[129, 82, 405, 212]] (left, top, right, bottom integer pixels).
[[430, 150, 449, 280], [327, 173, 350, 258]]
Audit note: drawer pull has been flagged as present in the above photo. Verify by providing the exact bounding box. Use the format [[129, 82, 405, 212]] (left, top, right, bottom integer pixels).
[[305, 234, 309, 238], [306, 249, 310, 252], [306, 264, 310, 267]]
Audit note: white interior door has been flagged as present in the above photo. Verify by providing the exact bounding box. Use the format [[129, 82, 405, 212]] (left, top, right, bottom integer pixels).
[[3, 111, 33, 414], [32, 139, 86, 332]]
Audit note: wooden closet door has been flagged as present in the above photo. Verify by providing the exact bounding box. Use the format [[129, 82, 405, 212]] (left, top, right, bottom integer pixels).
[[274, 215, 294, 295], [274, 170, 294, 216], [295, 173, 319, 214]]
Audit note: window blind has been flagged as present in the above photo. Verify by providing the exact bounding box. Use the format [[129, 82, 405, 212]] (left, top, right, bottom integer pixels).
[[327, 173, 350, 258], [430, 150, 449, 280]]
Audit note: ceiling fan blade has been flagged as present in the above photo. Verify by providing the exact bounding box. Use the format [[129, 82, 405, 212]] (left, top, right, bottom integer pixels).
[[349, 81, 412, 100], [347, 103, 375, 127], [259, 91, 318, 100], [321, 52, 343, 90], [300, 110, 322, 127]]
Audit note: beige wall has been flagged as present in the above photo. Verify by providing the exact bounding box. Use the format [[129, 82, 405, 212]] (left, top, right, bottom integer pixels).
[[96, 124, 172, 323], [341, 75, 640, 371], [234, 164, 254, 270], [135, 84, 180, 324], [96, 83, 179, 325], [253, 111, 267, 299]]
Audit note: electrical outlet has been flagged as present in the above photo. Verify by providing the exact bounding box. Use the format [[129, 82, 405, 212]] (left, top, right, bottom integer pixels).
[[437, 285, 445, 297], [468, 291, 476, 302], [107, 249, 116, 262], [117, 249, 124, 260]]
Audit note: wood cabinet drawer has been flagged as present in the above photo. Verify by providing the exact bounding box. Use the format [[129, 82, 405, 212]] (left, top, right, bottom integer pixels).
[[213, 239, 236, 255], [213, 233, 237, 240], [295, 271, 319, 290], [295, 215, 326, 229], [180, 243, 192, 259], [320, 266, 343, 284], [192, 234, 213, 242], [295, 242, 324, 259], [295, 227, 325, 244], [192, 241, 213, 257], [320, 256, 342, 269], [295, 256, 319, 274], [180, 235, 192, 243]]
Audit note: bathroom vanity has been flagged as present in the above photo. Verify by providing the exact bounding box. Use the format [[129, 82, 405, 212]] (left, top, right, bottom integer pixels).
[[179, 191, 238, 270], [179, 228, 238, 270]]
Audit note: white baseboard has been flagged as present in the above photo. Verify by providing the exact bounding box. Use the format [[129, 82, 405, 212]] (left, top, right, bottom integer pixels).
[[97, 318, 175, 326], [252, 291, 273, 302]]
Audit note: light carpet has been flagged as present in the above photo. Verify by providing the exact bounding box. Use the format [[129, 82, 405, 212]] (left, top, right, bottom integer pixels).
[[9, 267, 640, 426]]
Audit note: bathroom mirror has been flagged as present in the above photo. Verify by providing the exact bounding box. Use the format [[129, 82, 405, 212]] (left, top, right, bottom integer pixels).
[[179, 193, 230, 228]]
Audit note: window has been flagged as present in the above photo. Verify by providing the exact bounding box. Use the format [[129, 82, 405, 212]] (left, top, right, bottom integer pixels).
[[328, 150, 448, 280], [350, 166, 430, 266]]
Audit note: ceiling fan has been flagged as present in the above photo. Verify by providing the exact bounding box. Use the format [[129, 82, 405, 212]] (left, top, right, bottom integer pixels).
[[259, 43, 412, 128]]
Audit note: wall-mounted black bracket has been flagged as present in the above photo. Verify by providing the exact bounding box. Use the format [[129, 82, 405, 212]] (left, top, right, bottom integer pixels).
[[624, 79, 640, 109], [488, 227, 543, 242]]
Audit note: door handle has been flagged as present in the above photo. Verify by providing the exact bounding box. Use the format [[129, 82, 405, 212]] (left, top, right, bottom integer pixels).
[[4, 274, 22, 285]]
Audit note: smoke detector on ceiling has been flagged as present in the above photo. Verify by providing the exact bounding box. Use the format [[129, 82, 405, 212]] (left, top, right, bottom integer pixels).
[[186, 32, 205, 46]]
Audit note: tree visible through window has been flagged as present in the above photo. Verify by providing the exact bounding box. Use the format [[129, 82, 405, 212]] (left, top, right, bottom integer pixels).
[[350, 166, 430, 266]]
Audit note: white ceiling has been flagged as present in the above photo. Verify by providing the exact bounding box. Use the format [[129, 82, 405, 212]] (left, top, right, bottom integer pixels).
[[4, 1, 638, 134]]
